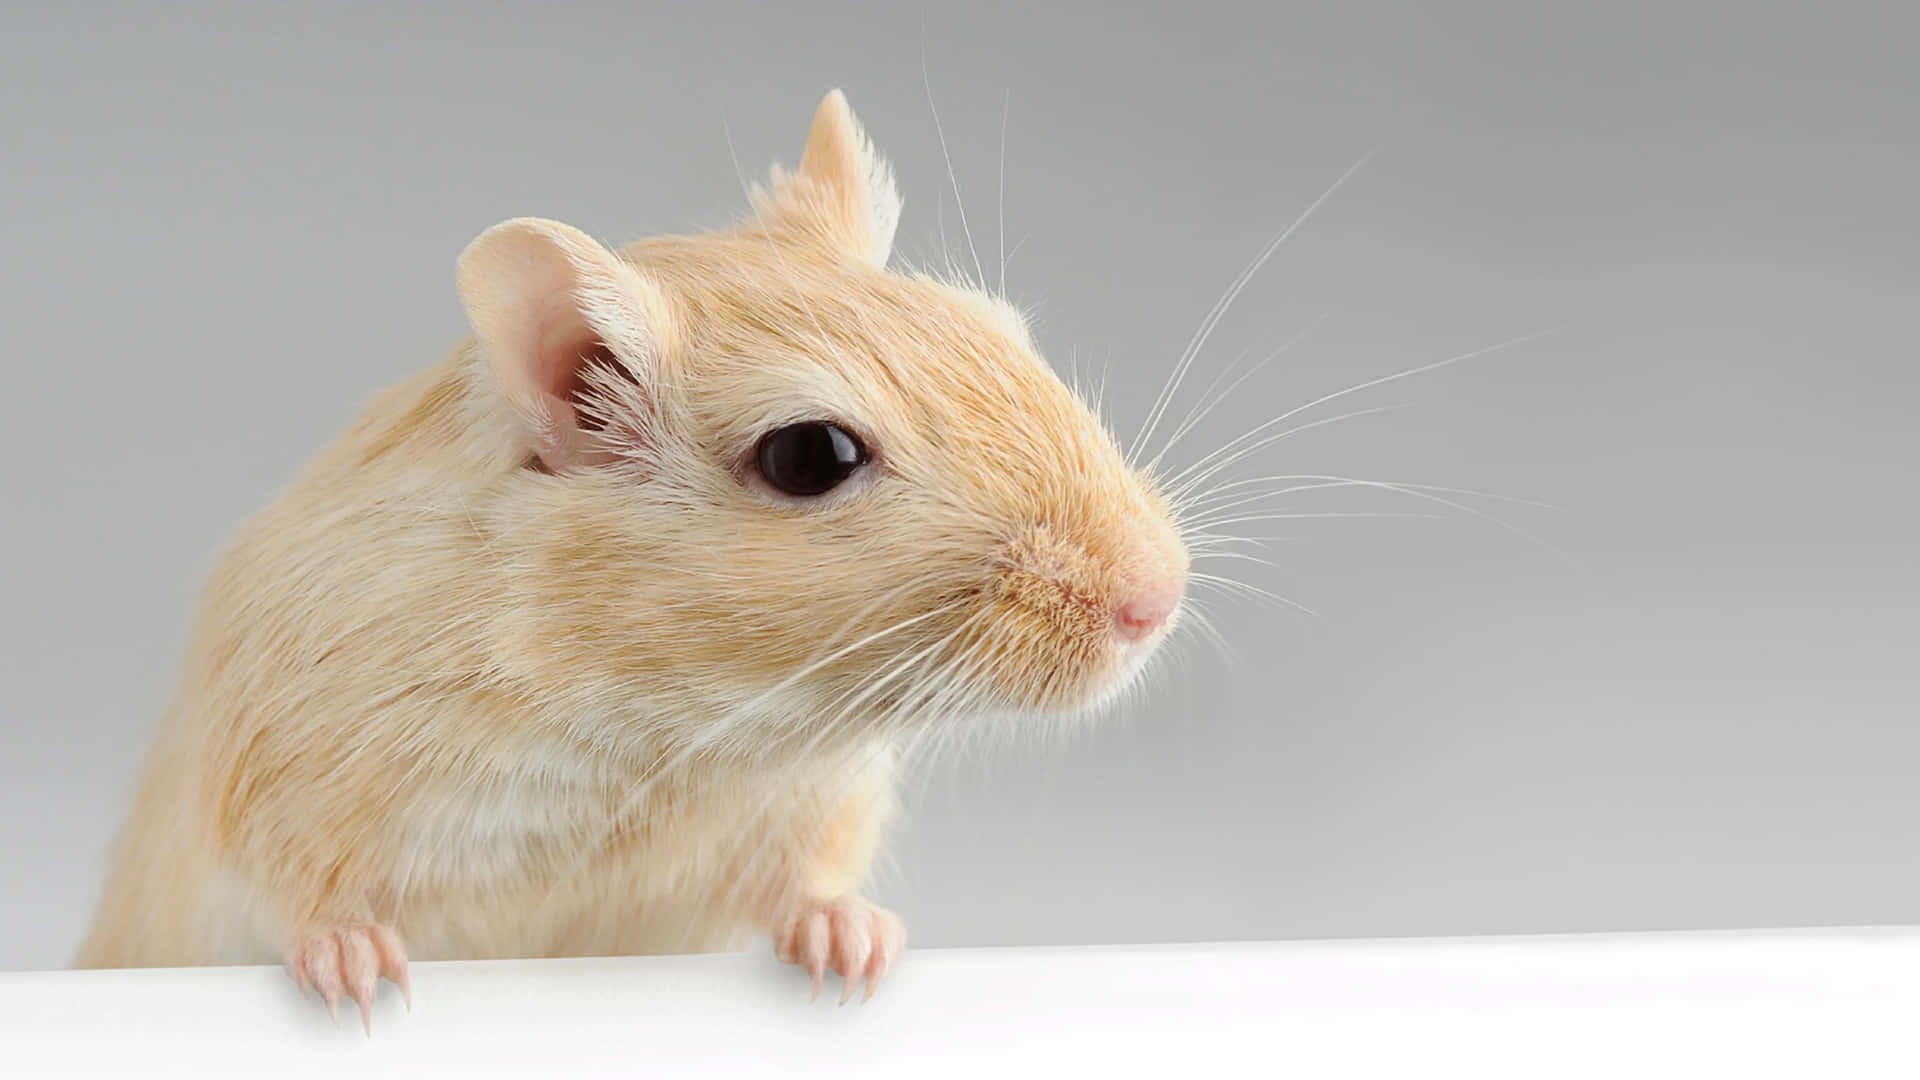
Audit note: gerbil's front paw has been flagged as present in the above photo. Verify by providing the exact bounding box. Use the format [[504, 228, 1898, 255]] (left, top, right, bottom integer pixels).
[[775, 895, 906, 1004], [284, 923, 410, 1033]]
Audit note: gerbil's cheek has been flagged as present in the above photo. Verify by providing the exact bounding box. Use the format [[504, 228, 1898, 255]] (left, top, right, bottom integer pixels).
[[964, 594, 1111, 711]]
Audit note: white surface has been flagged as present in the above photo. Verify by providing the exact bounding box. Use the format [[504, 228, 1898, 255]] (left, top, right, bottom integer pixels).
[[4, 926, 1917, 1077]]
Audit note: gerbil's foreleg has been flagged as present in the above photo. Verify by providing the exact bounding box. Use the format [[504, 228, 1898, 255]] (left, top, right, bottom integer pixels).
[[761, 757, 905, 1002], [284, 922, 410, 1034], [211, 728, 415, 1030]]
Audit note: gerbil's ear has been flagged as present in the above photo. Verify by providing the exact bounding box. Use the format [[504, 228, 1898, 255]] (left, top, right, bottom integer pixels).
[[455, 217, 670, 472], [754, 89, 902, 267]]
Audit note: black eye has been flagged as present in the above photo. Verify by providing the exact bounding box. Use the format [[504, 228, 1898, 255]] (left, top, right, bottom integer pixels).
[[754, 422, 868, 497]]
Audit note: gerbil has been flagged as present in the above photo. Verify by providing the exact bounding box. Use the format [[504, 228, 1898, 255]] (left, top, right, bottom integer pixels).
[[74, 90, 1190, 1024]]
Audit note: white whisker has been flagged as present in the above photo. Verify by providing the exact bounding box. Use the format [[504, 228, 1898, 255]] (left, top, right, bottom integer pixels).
[[1003, 231, 1032, 275], [1185, 473, 1567, 515], [998, 88, 1009, 297], [922, 63, 985, 289], [1186, 510, 1444, 532], [1133, 149, 1378, 465], [1177, 602, 1235, 663], [1170, 405, 1411, 498], [522, 596, 967, 925], [692, 615, 989, 945], [1176, 479, 1371, 521], [1189, 549, 1278, 571], [1167, 327, 1563, 493], [1171, 473, 1564, 555], [1149, 312, 1331, 471], [1189, 571, 1317, 616]]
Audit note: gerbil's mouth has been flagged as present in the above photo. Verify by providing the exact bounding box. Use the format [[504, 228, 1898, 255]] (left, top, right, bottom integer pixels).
[[1077, 605, 1183, 711], [955, 586, 1183, 719]]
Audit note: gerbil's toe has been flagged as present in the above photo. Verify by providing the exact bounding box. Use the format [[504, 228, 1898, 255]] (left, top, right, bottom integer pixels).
[[863, 905, 906, 1001], [283, 923, 410, 1033], [368, 924, 412, 1012], [797, 909, 830, 1001], [776, 895, 906, 1004], [829, 905, 872, 1006]]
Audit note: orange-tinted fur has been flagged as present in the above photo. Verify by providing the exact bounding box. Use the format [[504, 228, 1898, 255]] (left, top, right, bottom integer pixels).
[[76, 91, 1187, 987]]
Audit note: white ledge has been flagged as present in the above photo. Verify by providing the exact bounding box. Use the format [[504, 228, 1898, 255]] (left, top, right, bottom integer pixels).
[[6, 927, 1919, 1077]]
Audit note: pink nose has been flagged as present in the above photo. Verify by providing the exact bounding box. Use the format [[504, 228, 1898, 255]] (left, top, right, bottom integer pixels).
[[1114, 579, 1183, 642]]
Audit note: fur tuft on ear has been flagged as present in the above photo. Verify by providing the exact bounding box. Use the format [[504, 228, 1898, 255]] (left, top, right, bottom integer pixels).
[[753, 89, 902, 268], [455, 217, 670, 472]]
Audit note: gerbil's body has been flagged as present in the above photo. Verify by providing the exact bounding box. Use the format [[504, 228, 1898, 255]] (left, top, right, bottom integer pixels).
[[77, 91, 1188, 1016], [75, 285, 900, 972]]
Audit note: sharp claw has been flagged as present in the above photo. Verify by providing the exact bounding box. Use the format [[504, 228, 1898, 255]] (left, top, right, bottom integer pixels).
[[798, 910, 830, 1002], [350, 984, 374, 1035], [343, 937, 381, 1029], [865, 929, 896, 1002], [324, 991, 340, 1026], [368, 924, 411, 1014]]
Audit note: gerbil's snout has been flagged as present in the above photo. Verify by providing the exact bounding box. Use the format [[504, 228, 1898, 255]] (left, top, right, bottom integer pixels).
[[985, 504, 1188, 711], [1105, 526, 1189, 650]]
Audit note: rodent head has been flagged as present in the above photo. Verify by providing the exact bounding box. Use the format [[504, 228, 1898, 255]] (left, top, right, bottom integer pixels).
[[455, 91, 1188, 750]]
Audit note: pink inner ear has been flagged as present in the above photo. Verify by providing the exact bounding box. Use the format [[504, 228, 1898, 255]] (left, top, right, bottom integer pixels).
[[518, 298, 627, 469], [564, 341, 642, 434], [530, 294, 597, 411], [528, 329, 649, 470]]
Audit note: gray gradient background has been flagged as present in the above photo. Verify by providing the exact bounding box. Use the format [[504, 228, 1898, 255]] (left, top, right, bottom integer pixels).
[[2, 1, 1914, 972]]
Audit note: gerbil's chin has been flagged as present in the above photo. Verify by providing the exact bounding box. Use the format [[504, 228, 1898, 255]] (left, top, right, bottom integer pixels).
[[1061, 612, 1182, 717]]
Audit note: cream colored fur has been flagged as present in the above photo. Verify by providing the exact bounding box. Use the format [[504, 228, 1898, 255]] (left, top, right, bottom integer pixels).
[[76, 89, 1186, 979]]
